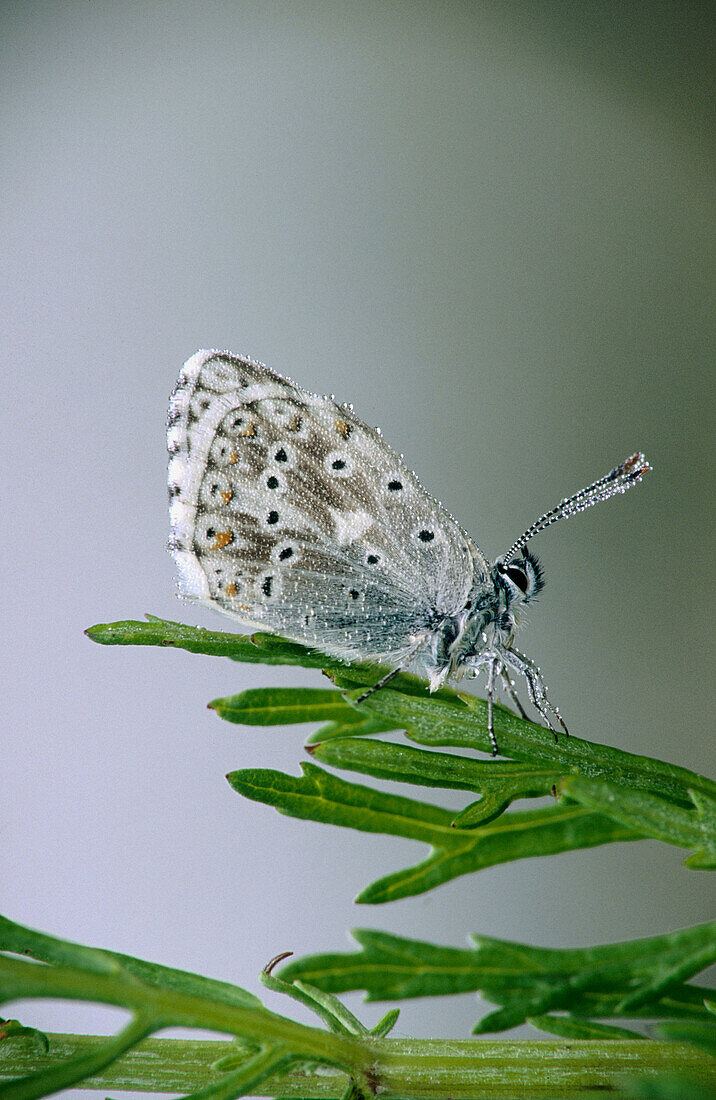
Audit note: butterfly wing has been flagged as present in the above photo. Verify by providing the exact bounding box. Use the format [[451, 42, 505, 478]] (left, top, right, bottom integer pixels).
[[167, 350, 489, 665]]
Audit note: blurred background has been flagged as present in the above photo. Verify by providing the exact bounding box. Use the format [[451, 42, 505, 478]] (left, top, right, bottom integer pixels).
[[2, 0, 713, 1061]]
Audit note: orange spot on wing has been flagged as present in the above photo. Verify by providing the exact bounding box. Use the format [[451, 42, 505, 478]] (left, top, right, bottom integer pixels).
[[211, 530, 234, 550], [238, 422, 256, 438], [225, 582, 238, 598], [335, 418, 351, 439], [220, 489, 233, 504]]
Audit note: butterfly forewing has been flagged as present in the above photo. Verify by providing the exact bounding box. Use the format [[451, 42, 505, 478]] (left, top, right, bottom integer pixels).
[[167, 350, 484, 663]]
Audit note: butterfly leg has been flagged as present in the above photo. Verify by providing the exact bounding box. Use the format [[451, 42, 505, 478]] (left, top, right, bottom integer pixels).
[[355, 638, 434, 704], [464, 650, 504, 754], [355, 667, 401, 704], [485, 657, 500, 756], [499, 669, 530, 722], [501, 646, 569, 741]]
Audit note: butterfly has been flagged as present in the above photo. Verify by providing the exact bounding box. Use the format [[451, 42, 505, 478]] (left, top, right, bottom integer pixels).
[[167, 349, 650, 753]]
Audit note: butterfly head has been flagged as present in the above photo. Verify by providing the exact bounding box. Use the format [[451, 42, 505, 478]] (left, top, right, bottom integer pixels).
[[486, 547, 543, 642], [495, 548, 544, 605]]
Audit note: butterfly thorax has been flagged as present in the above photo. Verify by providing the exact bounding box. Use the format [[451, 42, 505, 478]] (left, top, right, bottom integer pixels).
[[421, 554, 543, 691]]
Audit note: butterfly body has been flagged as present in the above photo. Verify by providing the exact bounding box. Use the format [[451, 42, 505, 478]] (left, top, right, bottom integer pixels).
[[168, 349, 649, 751]]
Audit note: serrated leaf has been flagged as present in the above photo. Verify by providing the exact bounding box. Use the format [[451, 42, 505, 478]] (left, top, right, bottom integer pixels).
[[228, 761, 639, 902], [279, 924, 716, 1033], [356, 802, 626, 905], [309, 736, 564, 825], [279, 929, 481, 1000], [89, 618, 716, 804], [616, 945, 716, 1014]]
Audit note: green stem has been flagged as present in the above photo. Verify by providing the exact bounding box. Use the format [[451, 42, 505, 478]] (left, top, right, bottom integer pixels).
[[1, 1034, 713, 1098]]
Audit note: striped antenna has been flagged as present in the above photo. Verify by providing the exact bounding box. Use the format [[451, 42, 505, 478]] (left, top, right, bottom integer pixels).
[[500, 452, 651, 564]]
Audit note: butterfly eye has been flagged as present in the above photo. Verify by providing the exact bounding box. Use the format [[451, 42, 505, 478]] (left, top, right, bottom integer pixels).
[[504, 565, 529, 594], [500, 550, 544, 602]]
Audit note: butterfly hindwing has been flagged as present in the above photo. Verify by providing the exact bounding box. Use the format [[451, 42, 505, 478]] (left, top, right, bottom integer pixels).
[[167, 350, 486, 662]]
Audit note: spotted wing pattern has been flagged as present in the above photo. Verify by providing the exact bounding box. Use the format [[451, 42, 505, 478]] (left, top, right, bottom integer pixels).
[[167, 350, 488, 665]]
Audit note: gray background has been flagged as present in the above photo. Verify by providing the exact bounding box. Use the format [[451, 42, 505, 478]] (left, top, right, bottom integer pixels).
[[2, 0, 713, 1063]]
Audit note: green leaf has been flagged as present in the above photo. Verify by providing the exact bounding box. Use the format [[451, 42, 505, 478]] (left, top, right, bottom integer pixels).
[[527, 1014, 646, 1040], [615, 944, 716, 1015], [279, 929, 491, 1000], [305, 715, 397, 745], [650, 1019, 716, 1056], [89, 618, 716, 813], [227, 762, 637, 903], [620, 1073, 716, 1100], [0, 915, 262, 1012], [86, 616, 348, 670], [278, 924, 716, 1034], [369, 1008, 400, 1038], [685, 788, 716, 868], [209, 687, 361, 726], [560, 777, 716, 869], [342, 682, 716, 808], [0, 915, 120, 977], [309, 735, 564, 825]]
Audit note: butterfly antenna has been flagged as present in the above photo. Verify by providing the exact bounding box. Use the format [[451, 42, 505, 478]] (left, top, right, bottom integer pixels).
[[500, 452, 651, 563]]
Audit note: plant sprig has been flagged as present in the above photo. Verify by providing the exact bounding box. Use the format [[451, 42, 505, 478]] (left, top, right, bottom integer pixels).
[[0, 616, 712, 1099], [88, 618, 716, 884], [0, 915, 376, 1100], [2, 916, 714, 1099]]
